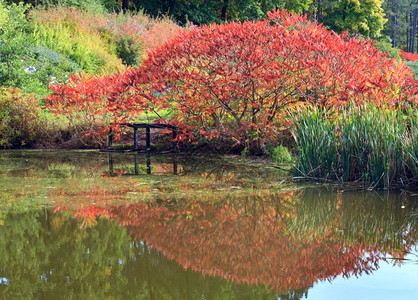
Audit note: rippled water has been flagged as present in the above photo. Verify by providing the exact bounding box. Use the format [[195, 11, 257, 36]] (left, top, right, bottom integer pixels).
[[0, 150, 417, 299]]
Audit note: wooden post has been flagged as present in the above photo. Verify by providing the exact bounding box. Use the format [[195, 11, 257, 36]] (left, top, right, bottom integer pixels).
[[172, 127, 177, 153], [146, 126, 151, 151], [133, 127, 138, 150], [108, 127, 113, 149]]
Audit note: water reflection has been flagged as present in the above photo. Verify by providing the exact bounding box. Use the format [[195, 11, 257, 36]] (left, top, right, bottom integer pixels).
[[0, 189, 415, 299], [54, 189, 416, 294], [0, 151, 416, 299], [108, 153, 178, 176], [0, 209, 291, 299]]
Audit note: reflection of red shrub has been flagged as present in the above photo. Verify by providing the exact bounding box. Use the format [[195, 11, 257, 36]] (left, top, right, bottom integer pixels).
[[400, 49, 418, 62], [60, 196, 412, 292], [45, 10, 418, 146]]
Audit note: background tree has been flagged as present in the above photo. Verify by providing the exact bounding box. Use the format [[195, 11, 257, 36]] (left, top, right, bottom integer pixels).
[[132, 0, 312, 25], [316, 0, 386, 38], [382, 0, 418, 51]]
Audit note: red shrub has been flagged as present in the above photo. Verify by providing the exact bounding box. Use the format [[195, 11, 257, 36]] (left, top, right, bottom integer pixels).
[[400, 49, 418, 62], [45, 10, 418, 148]]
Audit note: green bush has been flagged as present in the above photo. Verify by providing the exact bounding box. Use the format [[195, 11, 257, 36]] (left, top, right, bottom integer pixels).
[[373, 40, 401, 59], [406, 61, 418, 79], [41, 0, 108, 14], [115, 37, 142, 66], [271, 145, 292, 164], [31, 7, 124, 74], [21, 46, 80, 97], [0, 87, 44, 148], [0, 1, 33, 87]]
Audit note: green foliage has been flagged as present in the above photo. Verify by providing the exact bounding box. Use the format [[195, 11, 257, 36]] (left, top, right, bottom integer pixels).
[[241, 147, 250, 158], [0, 86, 44, 148], [23, 46, 80, 97], [29, 6, 181, 74], [271, 145, 292, 164], [31, 8, 123, 74], [115, 36, 142, 66], [41, 0, 108, 14], [290, 104, 418, 188], [338, 104, 405, 187], [373, 39, 401, 59], [0, 1, 33, 87], [381, 0, 418, 50], [322, 0, 386, 38], [134, 0, 313, 25], [406, 61, 418, 79], [0, 2, 79, 97]]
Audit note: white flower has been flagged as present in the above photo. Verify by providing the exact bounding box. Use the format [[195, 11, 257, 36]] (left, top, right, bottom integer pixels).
[[24, 66, 36, 74]]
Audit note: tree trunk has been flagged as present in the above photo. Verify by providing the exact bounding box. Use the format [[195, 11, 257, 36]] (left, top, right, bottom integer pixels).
[[415, 8, 418, 53], [221, 0, 229, 21], [391, 0, 398, 48], [407, 11, 411, 52], [412, 8, 418, 53], [409, 10, 416, 52], [170, 0, 178, 16], [316, 0, 322, 23], [122, 0, 129, 12]]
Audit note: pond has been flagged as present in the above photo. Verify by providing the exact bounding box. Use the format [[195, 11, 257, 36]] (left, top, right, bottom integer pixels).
[[0, 150, 417, 299]]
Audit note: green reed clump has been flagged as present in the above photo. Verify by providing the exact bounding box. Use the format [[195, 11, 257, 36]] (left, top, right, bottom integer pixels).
[[339, 105, 405, 188], [290, 104, 417, 188], [290, 106, 339, 180], [401, 107, 418, 183]]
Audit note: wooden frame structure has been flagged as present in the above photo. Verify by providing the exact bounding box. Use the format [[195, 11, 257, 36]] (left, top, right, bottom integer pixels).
[[104, 123, 177, 153]]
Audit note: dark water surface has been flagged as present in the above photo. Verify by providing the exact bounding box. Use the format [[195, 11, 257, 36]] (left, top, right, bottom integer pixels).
[[0, 150, 417, 299]]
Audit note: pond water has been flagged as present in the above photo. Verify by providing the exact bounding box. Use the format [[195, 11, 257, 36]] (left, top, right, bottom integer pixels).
[[0, 150, 417, 299]]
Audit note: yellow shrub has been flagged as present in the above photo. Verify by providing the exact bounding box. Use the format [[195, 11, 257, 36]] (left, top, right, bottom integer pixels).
[[0, 87, 43, 148]]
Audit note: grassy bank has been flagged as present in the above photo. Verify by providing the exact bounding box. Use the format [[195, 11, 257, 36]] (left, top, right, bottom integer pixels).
[[0, 2, 181, 148]]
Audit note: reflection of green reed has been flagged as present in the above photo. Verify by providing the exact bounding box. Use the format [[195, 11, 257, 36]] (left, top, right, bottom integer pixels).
[[291, 105, 418, 188], [288, 187, 417, 250]]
